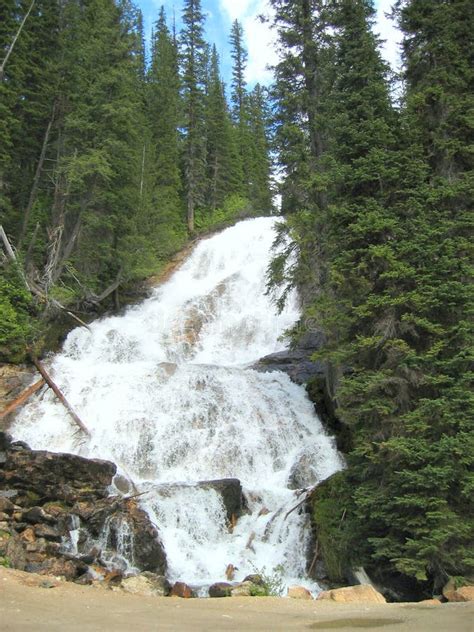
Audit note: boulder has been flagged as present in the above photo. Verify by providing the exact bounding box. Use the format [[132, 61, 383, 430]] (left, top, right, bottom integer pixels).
[[209, 582, 233, 597], [418, 599, 442, 605], [2, 441, 116, 503], [243, 573, 265, 586], [442, 577, 457, 601], [317, 584, 386, 604], [288, 586, 313, 600], [0, 431, 167, 583], [252, 349, 325, 385], [37, 558, 79, 581], [0, 497, 14, 514], [170, 581, 195, 598], [121, 573, 169, 597], [449, 586, 474, 602], [230, 581, 253, 597], [4, 533, 27, 570], [115, 499, 167, 575], [198, 478, 245, 522]]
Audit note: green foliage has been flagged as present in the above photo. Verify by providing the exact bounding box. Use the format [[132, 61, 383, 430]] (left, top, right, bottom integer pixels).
[[0, 265, 35, 362], [194, 195, 252, 232], [250, 564, 286, 597], [271, 0, 474, 593], [312, 472, 362, 583]]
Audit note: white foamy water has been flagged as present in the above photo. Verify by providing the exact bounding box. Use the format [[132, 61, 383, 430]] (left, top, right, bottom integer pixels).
[[12, 217, 343, 594]]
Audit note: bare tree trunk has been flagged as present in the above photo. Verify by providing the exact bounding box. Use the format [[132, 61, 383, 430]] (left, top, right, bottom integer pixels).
[[18, 113, 54, 248], [0, 378, 45, 420], [0, 0, 36, 81], [30, 354, 91, 437], [0, 225, 16, 262]]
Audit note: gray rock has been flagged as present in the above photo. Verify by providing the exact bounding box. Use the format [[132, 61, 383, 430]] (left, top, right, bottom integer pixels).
[[252, 349, 325, 385], [209, 582, 233, 597], [198, 478, 245, 521]]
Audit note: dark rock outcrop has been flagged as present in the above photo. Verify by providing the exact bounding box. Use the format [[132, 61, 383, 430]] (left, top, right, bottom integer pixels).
[[209, 581, 233, 597], [0, 431, 167, 582], [198, 478, 245, 521], [252, 331, 326, 385], [253, 349, 325, 385]]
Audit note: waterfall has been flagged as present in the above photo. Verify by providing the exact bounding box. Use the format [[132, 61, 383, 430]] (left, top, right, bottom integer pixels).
[[12, 217, 343, 594]]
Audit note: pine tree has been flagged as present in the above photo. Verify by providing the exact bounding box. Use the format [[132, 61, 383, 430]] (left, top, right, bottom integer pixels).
[[246, 84, 273, 212], [180, 0, 207, 232], [148, 5, 184, 256], [229, 19, 247, 125], [204, 45, 239, 211]]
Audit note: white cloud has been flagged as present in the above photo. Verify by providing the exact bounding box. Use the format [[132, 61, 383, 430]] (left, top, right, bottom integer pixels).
[[219, 0, 254, 22], [374, 0, 403, 72], [219, 0, 277, 85], [243, 11, 278, 84]]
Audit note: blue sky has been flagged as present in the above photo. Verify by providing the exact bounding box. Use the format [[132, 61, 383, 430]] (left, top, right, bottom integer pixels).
[[136, 1, 402, 88]]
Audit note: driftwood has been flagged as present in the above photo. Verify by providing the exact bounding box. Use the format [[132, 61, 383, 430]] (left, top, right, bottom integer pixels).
[[30, 354, 90, 437], [0, 378, 45, 419], [284, 486, 318, 521]]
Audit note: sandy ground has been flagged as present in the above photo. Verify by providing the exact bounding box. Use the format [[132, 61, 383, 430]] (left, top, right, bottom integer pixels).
[[1, 568, 473, 632]]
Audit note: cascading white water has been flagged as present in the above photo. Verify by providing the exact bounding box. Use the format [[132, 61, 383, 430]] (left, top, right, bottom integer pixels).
[[12, 217, 343, 594]]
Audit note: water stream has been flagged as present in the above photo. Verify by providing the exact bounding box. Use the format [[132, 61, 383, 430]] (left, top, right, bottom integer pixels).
[[12, 217, 343, 594]]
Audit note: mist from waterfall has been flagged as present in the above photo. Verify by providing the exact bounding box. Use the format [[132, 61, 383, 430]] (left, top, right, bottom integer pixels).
[[12, 217, 343, 594]]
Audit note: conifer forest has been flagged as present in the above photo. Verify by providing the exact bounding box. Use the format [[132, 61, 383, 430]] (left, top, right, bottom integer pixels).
[[1, 0, 473, 601]]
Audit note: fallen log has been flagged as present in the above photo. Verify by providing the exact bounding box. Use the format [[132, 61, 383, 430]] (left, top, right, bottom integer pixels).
[[30, 354, 90, 437], [0, 378, 45, 419]]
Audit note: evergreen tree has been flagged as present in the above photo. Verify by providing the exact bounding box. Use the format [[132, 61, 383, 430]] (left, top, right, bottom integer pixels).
[[205, 45, 239, 211], [180, 0, 207, 232], [246, 84, 273, 211], [229, 19, 247, 124], [270, 0, 473, 593], [148, 6, 184, 256]]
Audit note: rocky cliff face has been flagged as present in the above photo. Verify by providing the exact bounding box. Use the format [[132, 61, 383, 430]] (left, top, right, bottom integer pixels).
[[0, 432, 167, 583]]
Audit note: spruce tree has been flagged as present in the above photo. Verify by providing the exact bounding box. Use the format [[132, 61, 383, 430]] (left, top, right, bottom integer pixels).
[[205, 45, 239, 211], [180, 0, 207, 232], [148, 6, 184, 256]]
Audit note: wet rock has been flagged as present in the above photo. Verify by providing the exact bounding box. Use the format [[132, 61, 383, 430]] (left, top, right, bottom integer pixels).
[[122, 573, 169, 597], [317, 584, 386, 604], [288, 586, 313, 600], [209, 582, 233, 597], [198, 478, 245, 521], [288, 453, 320, 490], [170, 581, 195, 598], [0, 366, 37, 424], [122, 499, 167, 574], [252, 331, 326, 385]]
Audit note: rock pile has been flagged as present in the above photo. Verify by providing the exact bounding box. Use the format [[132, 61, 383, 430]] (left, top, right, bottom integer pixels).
[[0, 431, 167, 584]]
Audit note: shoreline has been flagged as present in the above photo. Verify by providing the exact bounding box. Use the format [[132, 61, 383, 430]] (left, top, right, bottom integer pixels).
[[1, 567, 473, 632]]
